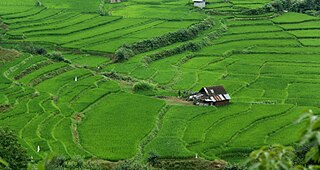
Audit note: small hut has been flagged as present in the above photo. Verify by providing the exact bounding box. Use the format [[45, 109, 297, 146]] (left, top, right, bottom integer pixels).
[[193, 0, 206, 8], [110, 0, 121, 3], [189, 86, 231, 106]]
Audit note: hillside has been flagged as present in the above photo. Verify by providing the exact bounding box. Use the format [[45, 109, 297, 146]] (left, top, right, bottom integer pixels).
[[0, 0, 320, 168]]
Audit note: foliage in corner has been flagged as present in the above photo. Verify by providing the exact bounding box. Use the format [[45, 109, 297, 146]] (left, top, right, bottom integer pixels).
[[0, 128, 29, 170], [299, 110, 320, 164], [245, 145, 295, 170]]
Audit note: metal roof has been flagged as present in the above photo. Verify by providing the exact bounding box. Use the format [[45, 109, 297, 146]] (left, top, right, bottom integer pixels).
[[190, 86, 231, 102]]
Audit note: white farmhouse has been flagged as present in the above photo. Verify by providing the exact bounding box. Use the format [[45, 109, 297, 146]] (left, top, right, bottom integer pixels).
[[193, 0, 206, 8]]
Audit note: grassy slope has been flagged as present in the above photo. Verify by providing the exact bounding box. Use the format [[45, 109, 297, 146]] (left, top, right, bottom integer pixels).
[[1, 0, 320, 164]]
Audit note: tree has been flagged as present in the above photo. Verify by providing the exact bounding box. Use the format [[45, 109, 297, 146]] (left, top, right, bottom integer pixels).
[[298, 110, 320, 164], [0, 128, 29, 170], [114, 47, 134, 62], [245, 145, 295, 170]]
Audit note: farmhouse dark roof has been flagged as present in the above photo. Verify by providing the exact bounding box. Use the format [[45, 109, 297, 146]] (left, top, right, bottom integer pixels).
[[200, 86, 227, 96], [192, 86, 231, 102]]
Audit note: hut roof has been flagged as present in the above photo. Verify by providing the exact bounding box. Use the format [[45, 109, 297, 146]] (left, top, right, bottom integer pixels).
[[198, 86, 231, 101], [199, 86, 226, 95]]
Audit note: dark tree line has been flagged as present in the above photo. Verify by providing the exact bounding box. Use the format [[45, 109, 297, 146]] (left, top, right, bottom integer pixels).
[[114, 18, 215, 62], [266, 0, 320, 12], [244, 0, 320, 15]]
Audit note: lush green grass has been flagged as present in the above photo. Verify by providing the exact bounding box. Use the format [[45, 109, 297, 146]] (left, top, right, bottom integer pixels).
[[63, 54, 110, 67], [289, 30, 320, 38], [197, 39, 301, 55], [35, 69, 91, 94], [279, 21, 320, 30], [144, 105, 214, 158], [41, 0, 100, 12], [53, 118, 91, 157], [19, 62, 68, 84], [78, 92, 165, 160], [8, 13, 95, 35], [226, 19, 272, 27], [299, 38, 320, 46], [0, 2, 319, 164], [111, 5, 205, 19], [248, 46, 320, 53], [4, 9, 61, 24], [225, 25, 282, 34], [2, 7, 45, 20], [272, 12, 318, 23]]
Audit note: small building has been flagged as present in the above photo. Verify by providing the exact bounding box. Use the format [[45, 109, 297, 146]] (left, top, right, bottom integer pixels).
[[189, 86, 231, 106], [193, 0, 206, 9], [110, 0, 121, 3]]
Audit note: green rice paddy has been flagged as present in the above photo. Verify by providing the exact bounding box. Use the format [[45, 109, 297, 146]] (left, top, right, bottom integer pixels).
[[0, 0, 319, 164]]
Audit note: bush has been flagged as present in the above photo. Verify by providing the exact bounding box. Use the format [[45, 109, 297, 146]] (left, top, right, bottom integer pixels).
[[45, 156, 65, 170], [245, 145, 295, 170], [46, 51, 70, 63], [0, 128, 29, 170], [114, 47, 134, 62], [114, 159, 153, 170], [133, 81, 154, 92], [305, 10, 320, 16], [19, 43, 47, 55]]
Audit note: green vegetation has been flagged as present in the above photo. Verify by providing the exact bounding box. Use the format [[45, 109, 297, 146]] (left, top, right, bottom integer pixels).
[[0, 0, 320, 168], [0, 128, 29, 170]]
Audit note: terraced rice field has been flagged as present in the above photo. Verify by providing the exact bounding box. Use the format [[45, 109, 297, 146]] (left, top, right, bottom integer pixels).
[[1, 0, 320, 164]]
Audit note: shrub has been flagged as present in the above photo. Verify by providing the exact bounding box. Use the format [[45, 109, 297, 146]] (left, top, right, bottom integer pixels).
[[114, 159, 153, 170], [19, 43, 47, 55], [133, 81, 154, 92], [245, 145, 295, 170], [114, 47, 134, 62], [45, 156, 66, 170], [46, 51, 65, 62], [46, 51, 70, 63], [0, 128, 29, 170], [103, 71, 137, 82]]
